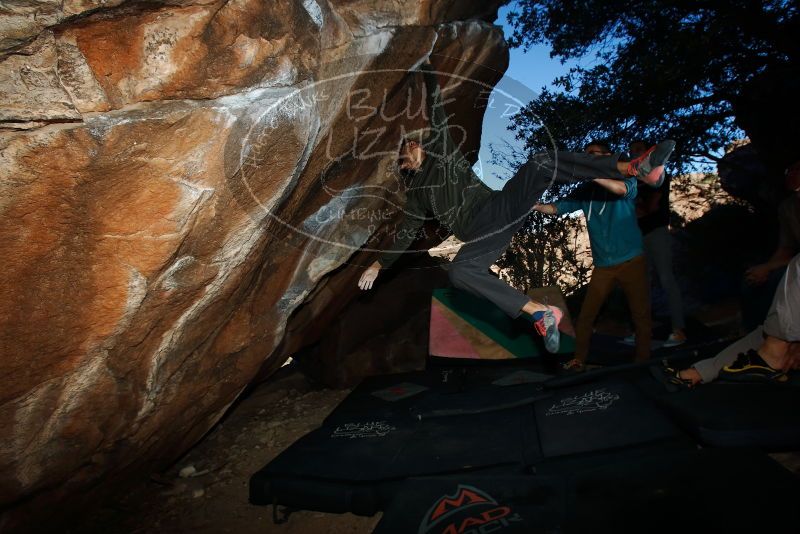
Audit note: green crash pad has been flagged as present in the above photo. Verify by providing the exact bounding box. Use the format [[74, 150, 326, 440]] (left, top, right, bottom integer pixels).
[[429, 287, 576, 359]]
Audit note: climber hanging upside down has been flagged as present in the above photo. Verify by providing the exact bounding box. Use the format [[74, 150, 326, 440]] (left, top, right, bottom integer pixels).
[[357, 60, 676, 352]]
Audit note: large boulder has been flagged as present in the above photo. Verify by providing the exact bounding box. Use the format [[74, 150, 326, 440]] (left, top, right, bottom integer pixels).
[[0, 0, 507, 529]]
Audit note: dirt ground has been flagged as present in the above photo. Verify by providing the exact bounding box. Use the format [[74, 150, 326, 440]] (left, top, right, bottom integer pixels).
[[72, 365, 381, 534]]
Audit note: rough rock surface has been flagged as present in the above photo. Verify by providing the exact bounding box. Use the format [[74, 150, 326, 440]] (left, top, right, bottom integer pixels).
[[0, 0, 507, 529]]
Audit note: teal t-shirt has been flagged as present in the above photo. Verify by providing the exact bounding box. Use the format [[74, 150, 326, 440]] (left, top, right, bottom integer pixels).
[[554, 178, 643, 268]]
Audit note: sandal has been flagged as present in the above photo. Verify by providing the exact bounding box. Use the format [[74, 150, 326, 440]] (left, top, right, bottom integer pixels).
[[650, 359, 693, 392], [561, 358, 586, 374]]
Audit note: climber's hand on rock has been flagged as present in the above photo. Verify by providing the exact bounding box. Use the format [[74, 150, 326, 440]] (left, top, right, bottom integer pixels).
[[358, 262, 381, 290]]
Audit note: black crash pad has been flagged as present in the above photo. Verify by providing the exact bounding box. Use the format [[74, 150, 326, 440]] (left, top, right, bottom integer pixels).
[[249, 367, 679, 515], [534, 379, 680, 458], [249, 363, 800, 522], [372, 475, 566, 534], [250, 367, 568, 513], [565, 447, 800, 533], [654, 379, 800, 450], [584, 316, 723, 366], [249, 406, 540, 514], [323, 367, 552, 425], [373, 449, 800, 533]]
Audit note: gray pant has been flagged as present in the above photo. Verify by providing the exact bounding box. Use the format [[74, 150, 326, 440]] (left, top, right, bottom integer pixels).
[[692, 253, 800, 383], [764, 253, 800, 341], [644, 226, 685, 330], [447, 151, 622, 318]]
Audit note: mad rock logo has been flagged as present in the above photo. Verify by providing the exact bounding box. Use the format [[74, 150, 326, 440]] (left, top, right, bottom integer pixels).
[[545, 388, 620, 416], [418, 485, 522, 534]]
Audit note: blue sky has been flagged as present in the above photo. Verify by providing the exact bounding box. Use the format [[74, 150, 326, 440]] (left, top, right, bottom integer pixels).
[[474, 3, 732, 182], [473, 3, 575, 189], [493, 3, 573, 95]]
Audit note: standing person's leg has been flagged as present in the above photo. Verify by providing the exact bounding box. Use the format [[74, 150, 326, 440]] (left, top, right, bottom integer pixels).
[[645, 226, 686, 334], [643, 231, 655, 274], [631, 233, 655, 342], [573, 266, 616, 363], [618, 256, 652, 362]]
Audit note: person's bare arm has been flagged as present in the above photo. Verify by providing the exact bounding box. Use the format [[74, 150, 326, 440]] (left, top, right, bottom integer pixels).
[[593, 178, 628, 196], [746, 247, 795, 284], [533, 203, 557, 215], [746, 199, 799, 284]]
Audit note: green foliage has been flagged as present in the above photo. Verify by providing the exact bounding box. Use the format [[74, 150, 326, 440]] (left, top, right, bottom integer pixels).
[[489, 137, 591, 295], [505, 0, 799, 171], [491, 1, 799, 292], [494, 210, 591, 295]]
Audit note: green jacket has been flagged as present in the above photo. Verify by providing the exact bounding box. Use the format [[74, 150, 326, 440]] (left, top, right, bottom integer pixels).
[[377, 64, 493, 268]]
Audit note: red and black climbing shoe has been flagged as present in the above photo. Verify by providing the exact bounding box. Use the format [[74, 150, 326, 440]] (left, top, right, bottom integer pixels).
[[532, 307, 563, 354], [626, 140, 675, 188]]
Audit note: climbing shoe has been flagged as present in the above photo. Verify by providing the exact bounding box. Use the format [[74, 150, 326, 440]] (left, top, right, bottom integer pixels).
[[626, 140, 675, 187], [719, 349, 788, 383], [532, 307, 563, 353]]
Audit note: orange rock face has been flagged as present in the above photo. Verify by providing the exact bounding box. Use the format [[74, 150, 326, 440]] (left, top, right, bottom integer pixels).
[[0, 0, 507, 528]]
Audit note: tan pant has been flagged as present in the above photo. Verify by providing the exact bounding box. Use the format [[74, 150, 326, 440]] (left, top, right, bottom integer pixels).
[[575, 255, 651, 363]]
